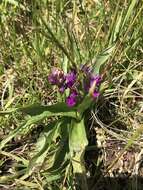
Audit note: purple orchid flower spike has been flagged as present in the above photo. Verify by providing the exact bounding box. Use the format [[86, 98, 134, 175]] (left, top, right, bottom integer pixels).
[[48, 66, 102, 106]]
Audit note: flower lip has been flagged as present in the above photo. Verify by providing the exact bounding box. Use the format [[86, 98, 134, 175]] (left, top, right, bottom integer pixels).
[[66, 96, 76, 107], [66, 89, 78, 107]]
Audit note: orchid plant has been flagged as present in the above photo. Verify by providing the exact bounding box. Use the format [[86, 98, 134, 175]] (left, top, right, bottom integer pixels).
[[0, 0, 139, 189], [0, 49, 112, 189], [0, 10, 118, 188]]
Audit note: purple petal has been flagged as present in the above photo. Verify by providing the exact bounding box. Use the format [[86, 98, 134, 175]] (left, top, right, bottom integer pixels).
[[65, 70, 76, 88], [91, 75, 101, 86], [83, 74, 101, 93], [92, 90, 100, 98], [48, 75, 56, 85], [59, 86, 66, 93], [66, 96, 76, 107], [48, 67, 65, 86], [70, 90, 78, 98]]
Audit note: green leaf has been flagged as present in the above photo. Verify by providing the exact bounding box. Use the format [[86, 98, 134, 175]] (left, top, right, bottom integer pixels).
[[121, 0, 137, 30], [5, 0, 25, 10], [69, 118, 88, 189], [19, 102, 76, 115], [42, 164, 68, 185], [28, 121, 60, 172], [77, 95, 93, 115], [92, 44, 115, 75], [109, 12, 123, 45], [43, 167, 64, 183], [69, 119, 88, 173], [69, 118, 88, 160], [26, 119, 70, 180], [0, 105, 76, 150], [46, 118, 70, 172], [47, 138, 69, 173], [0, 102, 79, 118]]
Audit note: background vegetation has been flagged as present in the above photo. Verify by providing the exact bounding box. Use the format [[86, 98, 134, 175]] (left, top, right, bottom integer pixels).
[[0, 0, 143, 189]]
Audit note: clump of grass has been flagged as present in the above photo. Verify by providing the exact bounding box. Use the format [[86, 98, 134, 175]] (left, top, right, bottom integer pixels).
[[0, 0, 143, 189]]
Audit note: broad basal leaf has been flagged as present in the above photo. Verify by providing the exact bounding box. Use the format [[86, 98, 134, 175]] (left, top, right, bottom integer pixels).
[[77, 95, 92, 116], [69, 118, 88, 189], [0, 102, 79, 119], [0, 105, 75, 150], [28, 121, 60, 172]]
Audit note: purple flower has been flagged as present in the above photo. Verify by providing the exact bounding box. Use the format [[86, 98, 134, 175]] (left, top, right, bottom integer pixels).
[[83, 74, 101, 92], [48, 68, 65, 86], [66, 96, 76, 107], [70, 90, 78, 97], [90, 75, 101, 86], [66, 90, 78, 107], [65, 70, 76, 88], [48, 66, 102, 106], [92, 90, 100, 98]]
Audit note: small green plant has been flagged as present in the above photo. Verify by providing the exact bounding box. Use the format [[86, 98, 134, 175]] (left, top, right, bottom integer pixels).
[[0, 46, 109, 189]]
